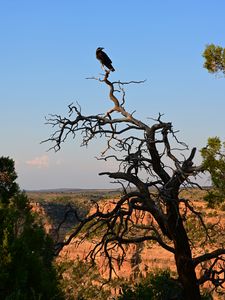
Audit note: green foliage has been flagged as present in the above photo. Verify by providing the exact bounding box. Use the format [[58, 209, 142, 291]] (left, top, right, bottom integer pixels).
[[0, 157, 19, 204], [203, 44, 225, 75], [58, 259, 110, 300], [201, 292, 213, 300], [0, 157, 63, 300], [117, 270, 184, 300], [117, 270, 214, 300], [185, 216, 206, 242], [203, 190, 223, 208], [201, 137, 225, 207]]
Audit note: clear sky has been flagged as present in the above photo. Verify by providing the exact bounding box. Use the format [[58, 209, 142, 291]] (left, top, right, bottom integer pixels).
[[0, 0, 224, 190]]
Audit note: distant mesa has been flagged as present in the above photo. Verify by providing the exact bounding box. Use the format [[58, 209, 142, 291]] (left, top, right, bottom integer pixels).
[[26, 187, 120, 193]]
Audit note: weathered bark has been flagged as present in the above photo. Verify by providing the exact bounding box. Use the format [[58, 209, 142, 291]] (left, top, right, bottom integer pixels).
[[166, 196, 201, 299], [175, 246, 201, 299], [160, 162, 201, 298]]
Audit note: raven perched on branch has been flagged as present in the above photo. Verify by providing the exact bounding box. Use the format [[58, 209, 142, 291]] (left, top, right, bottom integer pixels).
[[96, 47, 115, 72]]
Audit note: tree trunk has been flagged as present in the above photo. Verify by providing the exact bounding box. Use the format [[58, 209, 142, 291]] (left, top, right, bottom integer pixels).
[[174, 233, 201, 299], [167, 199, 201, 300]]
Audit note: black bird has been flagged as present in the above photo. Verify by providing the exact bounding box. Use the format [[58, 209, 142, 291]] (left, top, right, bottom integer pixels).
[[96, 47, 115, 72]]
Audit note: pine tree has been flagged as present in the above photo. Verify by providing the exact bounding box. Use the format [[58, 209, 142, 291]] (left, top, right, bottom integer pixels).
[[0, 156, 63, 300]]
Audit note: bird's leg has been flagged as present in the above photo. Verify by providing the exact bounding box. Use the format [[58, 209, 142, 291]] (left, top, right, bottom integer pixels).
[[101, 64, 110, 73]]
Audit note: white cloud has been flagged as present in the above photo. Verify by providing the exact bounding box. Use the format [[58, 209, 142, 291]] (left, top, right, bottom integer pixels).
[[26, 155, 49, 169]]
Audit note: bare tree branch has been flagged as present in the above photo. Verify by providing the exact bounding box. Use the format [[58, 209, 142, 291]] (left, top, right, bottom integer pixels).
[[43, 70, 224, 299]]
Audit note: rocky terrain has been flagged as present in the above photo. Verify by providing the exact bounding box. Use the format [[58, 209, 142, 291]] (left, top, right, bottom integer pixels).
[[29, 188, 225, 298]]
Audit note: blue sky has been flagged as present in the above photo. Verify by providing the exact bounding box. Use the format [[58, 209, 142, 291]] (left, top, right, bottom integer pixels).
[[0, 0, 224, 189]]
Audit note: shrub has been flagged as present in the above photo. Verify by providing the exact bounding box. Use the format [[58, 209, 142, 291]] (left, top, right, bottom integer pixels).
[[117, 270, 184, 300]]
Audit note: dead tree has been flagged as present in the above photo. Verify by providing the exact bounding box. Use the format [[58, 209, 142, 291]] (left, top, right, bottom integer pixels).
[[43, 71, 225, 300]]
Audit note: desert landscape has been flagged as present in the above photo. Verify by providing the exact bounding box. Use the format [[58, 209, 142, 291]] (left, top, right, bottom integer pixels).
[[28, 188, 225, 299]]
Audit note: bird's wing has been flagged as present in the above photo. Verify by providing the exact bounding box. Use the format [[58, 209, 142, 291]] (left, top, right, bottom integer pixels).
[[101, 51, 112, 64]]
